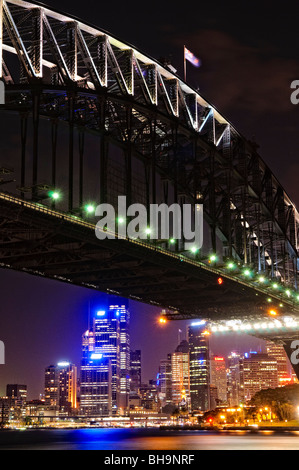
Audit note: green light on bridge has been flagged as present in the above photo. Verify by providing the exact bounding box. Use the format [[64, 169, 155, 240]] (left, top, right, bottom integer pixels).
[[84, 204, 96, 214], [243, 269, 252, 277], [49, 190, 61, 201], [227, 262, 236, 270]]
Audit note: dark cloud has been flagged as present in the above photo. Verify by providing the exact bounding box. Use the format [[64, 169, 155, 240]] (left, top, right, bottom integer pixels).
[[172, 30, 299, 115]]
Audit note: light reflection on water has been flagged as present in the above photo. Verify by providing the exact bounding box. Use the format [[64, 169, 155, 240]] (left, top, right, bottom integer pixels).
[[1, 428, 299, 450]]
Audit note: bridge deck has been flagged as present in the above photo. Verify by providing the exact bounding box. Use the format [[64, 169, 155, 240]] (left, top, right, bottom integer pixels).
[[0, 192, 298, 323]]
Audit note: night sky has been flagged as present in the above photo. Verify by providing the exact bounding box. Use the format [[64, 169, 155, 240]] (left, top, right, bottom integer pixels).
[[1, 0, 299, 399]]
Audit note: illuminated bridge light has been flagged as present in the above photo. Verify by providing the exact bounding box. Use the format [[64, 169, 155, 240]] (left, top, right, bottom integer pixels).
[[209, 316, 299, 334], [209, 254, 217, 263], [84, 203, 95, 214], [285, 289, 292, 297], [243, 269, 252, 277], [169, 238, 176, 244], [49, 190, 61, 200], [191, 320, 206, 327], [258, 276, 266, 283], [117, 216, 125, 224], [190, 246, 198, 254], [227, 261, 236, 270]]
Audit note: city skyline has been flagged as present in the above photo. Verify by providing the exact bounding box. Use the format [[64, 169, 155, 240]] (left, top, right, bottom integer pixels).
[[0, 0, 299, 404], [1, 0, 299, 450], [2, 310, 294, 417], [0, 266, 265, 400]]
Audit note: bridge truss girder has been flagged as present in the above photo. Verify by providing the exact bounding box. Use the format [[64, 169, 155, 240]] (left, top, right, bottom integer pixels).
[[0, 0, 298, 311]]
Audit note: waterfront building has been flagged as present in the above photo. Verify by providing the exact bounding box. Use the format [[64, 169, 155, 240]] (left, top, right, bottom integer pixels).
[[130, 349, 142, 393], [227, 351, 244, 406], [210, 355, 227, 405], [80, 300, 130, 416], [157, 355, 172, 409], [171, 340, 190, 409], [243, 352, 278, 400], [44, 362, 77, 415], [265, 340, 292, 384], [139, 380, 160, 412], [6, 384, 27, 407], [188, 322, 211, 411]]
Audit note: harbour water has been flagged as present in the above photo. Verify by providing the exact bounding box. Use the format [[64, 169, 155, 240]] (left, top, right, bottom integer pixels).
[[0, 428, 299, 450]]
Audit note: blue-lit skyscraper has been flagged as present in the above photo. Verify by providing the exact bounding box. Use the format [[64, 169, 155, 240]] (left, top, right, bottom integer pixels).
[[80, 299, 130, 416]]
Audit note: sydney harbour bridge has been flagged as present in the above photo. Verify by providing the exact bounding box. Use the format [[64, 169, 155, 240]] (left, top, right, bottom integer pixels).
[[1, 0, 299, 366]]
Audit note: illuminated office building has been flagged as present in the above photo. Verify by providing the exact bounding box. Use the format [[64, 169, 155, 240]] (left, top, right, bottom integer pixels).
[[45, 365, 59, 410], [210, 355, 227, 404], [6, 384, 27, 408], [158, 356, 172, 408], [266, 340, 292, 384], [188, 322, 210, 411], [44, 362, 77, 414], [171, 340, 190, 408], [243, 352, 278, 400], [57, 362, 77, 413], [227, 351, 244, 406], [130, 350, 142, 393], [80, 300, 130, 416]]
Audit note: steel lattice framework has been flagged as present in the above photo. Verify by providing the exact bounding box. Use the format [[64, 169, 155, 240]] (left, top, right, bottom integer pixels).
[[1, 0, 299, 332]]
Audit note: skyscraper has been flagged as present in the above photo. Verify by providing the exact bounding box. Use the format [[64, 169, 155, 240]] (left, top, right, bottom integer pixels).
[[130, 350, 142, 393], [266, 340, 292, 384], [243, 352, 278, 401], [56, 362, 77, 414], [210, 355, 227, 404], [44, 362, 77, 414], [158, 355, 172, 409], [188, 322, 210, 411], [80, 299, 130, 416], [44, 365, 59, 410], [227, 351, 244, 406], [6, 384, 27, 408], [171, 340, 190, 408]]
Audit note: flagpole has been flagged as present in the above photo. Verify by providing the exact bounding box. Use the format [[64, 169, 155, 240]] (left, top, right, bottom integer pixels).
[[184, 45, 186, 82]]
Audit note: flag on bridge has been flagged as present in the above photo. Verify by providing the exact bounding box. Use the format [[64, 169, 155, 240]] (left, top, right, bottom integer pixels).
[[184, 46, 201, 68], [184, 46, 201, 81]]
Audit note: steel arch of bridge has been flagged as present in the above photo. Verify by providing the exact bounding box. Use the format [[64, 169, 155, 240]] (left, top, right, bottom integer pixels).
[[0, 0, 299, 312]]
